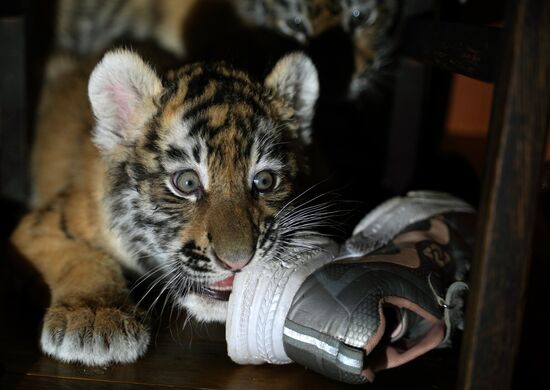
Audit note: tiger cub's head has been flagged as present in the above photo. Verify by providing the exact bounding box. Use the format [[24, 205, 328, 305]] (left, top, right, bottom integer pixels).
[[237, 0, 341, 44], [88, 49, 319, 322], [268, 0, 342, 43]]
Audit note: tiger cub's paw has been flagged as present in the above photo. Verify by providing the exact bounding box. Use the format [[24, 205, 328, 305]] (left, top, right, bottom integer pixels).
[[40, 303, 150, 366]]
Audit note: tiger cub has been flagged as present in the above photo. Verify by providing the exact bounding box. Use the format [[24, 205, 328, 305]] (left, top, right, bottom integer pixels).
[[56, 0, 197, 56], [341, 0, 400, 99], [236, 0, 342, 43], [11, 49, 320, 366], [237, 0, 400, 99], [57, 0, 399, 99]]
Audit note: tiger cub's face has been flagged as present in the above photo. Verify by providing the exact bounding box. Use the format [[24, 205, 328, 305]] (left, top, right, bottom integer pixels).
[[270, 0, 342, 43], [89, 50, 319, 322], [237, 0, 342, 43]]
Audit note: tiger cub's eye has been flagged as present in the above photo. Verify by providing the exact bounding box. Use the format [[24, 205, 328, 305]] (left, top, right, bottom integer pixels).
[[253, 171, 276, 193], [286, 16, 305, 33], [352, 8, 362, 18], [350, 8, 369, 29], [172, 170, 201, 195]]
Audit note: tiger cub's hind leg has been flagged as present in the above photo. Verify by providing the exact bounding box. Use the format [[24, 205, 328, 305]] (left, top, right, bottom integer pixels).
[[11, 202, 150, 366]]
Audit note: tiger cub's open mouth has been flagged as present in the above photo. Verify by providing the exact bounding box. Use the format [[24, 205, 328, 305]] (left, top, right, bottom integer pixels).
[[203, 275, 235, 301]]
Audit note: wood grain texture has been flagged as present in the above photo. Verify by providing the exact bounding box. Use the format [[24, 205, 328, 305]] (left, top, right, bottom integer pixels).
[[457, 0, 550, 389], [2, 374, 197, 390]]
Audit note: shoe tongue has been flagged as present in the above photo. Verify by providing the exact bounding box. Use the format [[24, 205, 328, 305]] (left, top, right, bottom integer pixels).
[[225, 239, 340, 365]]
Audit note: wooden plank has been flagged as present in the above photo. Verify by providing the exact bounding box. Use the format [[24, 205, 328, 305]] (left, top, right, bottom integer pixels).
[[457, 0, 550, 389], [1, 374, 197, 390], [401, 19, 501, 82]]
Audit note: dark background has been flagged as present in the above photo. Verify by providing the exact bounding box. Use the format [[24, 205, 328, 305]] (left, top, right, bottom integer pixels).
[[1, 0, 548, 389]]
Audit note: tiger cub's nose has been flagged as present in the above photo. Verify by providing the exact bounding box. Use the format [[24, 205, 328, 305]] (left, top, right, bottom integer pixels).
[[214, 251, 253, 271]]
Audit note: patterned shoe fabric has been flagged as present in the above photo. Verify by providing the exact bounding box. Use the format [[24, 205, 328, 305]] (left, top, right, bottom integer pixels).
[[283, 192, 475, 384], [225, 191, 475, 384]]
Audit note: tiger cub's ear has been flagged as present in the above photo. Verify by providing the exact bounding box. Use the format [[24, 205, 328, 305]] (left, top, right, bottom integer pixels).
[[265, 53, 319, 145], [88, 49, 163, 153]]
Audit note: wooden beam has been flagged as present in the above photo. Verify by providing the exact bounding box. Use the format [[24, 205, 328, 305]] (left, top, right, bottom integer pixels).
[[402, 19, 501, 82], [457, 0, 550, 389]]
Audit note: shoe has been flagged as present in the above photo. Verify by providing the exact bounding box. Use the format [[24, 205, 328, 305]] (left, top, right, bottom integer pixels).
[[226, 191, 475, 384]]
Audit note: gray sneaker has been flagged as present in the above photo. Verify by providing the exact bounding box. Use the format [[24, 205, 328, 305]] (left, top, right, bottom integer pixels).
[[226, 191, 475, 385], [283, 191, 475, 384]]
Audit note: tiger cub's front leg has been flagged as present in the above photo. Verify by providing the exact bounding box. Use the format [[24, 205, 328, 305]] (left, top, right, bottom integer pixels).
[[11, 205, 149, 366]]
